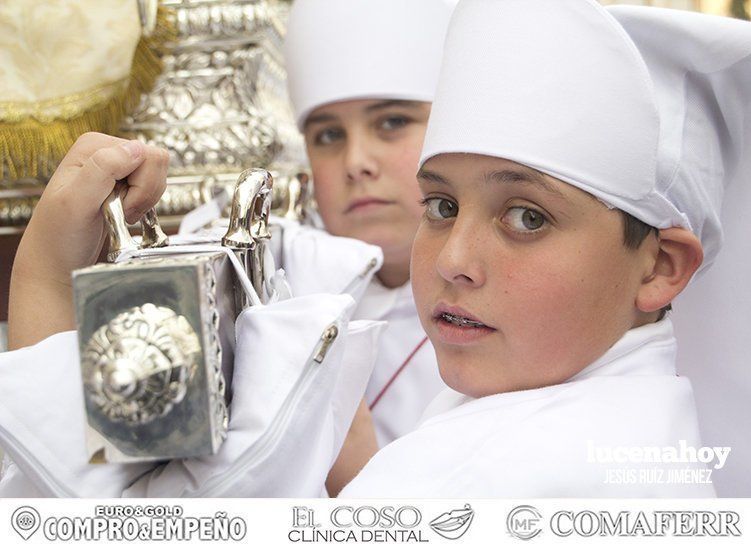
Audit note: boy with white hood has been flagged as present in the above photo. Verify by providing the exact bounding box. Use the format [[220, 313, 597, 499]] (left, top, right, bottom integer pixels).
[[340, 0, 750, 496], [283, 0, 457, 452]]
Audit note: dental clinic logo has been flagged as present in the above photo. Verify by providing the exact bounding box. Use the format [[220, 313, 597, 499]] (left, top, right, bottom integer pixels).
[[588, 440, 731, 486], [289, 505, 428, 543], [429, 504, 475, 540], [506, 505, 543, 541], [11, 506, 41, 540]]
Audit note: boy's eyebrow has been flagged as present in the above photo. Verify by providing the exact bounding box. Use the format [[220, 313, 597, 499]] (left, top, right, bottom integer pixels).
[[417, 166, 564, 194], [303, 113, 337, 129], [416, 168, 450, 185], [486, 168, 565, 197], [304, 100, 423, 129], [365, 99, 424, 112]]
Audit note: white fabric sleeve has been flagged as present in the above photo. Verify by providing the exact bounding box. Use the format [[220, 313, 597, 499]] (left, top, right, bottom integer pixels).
[[0, 459, 44, 498], [0, 332, 155, 497], [123, 293, 385, 497]]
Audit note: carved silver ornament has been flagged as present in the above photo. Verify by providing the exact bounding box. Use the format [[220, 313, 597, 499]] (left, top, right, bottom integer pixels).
[[82, 304, 201, 425]]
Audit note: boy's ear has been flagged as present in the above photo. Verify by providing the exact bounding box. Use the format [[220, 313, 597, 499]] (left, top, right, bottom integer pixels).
[[636, 227, 704, 313]]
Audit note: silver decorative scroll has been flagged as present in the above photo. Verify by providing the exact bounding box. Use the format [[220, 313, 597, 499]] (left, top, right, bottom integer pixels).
[[121, 0, 310, 225]]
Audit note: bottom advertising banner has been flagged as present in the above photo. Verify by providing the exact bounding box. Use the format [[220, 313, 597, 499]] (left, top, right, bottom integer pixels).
[[0, 499, 748, 544]]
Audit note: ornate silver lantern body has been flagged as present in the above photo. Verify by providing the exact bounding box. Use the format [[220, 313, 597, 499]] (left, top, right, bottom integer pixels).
[[75, 257, 233, 462], [74, 169, 274, 463]]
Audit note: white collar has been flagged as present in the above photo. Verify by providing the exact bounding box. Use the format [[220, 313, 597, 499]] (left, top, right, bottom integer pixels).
[[420, 318, 678, 424], [353, 278, 414, 320], [568, 318, 677, 382]]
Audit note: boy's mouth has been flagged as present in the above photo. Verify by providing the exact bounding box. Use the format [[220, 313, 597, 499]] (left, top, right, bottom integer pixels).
[[439, 313, 486, 328], [431, 304, 495, 345], [345, 197, 394, 213], [431, 304, 494, 329]]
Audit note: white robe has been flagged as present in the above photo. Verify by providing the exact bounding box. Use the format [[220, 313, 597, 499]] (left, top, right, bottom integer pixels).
[[264, 218, 445, 446], [354, 280, 444, 447], [0, 296, 385, 498], [341, 318, 716, 498], [0, 310, 717, 498]]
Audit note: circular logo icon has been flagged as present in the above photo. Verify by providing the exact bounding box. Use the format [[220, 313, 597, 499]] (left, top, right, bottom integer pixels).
[[506, 505, 543, 540], [11, 506, 41, 541]]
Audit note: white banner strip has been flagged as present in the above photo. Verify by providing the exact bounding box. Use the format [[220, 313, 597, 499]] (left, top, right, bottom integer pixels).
[[1, 498, 749, 543]]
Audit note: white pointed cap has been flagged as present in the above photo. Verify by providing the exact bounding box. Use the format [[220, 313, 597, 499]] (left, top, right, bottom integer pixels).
[[284, 0, 458, 129], [420, 0, 751, 273]]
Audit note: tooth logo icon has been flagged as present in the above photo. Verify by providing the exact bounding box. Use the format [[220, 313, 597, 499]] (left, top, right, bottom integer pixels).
[[11, 506, 41, 541], [429, 504, 475, 540]]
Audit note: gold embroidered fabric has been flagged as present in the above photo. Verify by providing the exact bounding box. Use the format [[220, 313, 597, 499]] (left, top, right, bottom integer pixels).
[[0, 1, 175, 182], [0, 1, 140, 104]]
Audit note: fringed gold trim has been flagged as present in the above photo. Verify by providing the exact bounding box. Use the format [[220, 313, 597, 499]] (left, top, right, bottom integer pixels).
[[1, 6, 177, 183], [0, 79, 129, 124]]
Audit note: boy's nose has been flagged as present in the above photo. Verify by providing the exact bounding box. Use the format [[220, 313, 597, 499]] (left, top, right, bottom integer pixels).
[[435, 219, 486, 288], [344, 134, 379, 183]]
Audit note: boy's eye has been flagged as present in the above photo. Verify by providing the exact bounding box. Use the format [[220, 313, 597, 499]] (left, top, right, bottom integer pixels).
[[422, 197, 458, 220], [502, 207, 547, 232], [313, 127, 344, 146], [379, 115, 410, 131]]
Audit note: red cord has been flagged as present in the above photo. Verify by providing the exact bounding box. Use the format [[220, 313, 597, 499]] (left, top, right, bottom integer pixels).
[[369, 336, 429, 411]]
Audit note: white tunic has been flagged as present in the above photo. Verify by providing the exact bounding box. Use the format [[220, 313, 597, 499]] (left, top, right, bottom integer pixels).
[[354, 280, 445, 447], [341, 319, 716, 498]]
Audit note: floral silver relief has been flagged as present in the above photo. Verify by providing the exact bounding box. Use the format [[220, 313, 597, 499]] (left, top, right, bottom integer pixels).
[[82, 304, 201, 425], [120, 0, 306, 219]]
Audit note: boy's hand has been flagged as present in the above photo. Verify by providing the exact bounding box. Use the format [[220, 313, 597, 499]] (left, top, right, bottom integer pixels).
[[22, 133, 169, 278], [8, 133, 170, 349]]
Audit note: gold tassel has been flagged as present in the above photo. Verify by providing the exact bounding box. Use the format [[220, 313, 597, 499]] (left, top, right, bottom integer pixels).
[[0, 6, 177, 183]]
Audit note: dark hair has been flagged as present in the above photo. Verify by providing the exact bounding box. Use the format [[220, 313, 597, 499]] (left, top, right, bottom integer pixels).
[[620, 211, 671, 319], [621, 210, 657, 250]]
